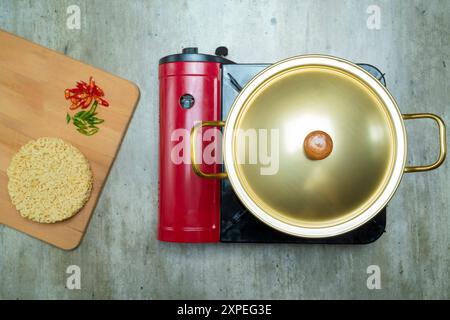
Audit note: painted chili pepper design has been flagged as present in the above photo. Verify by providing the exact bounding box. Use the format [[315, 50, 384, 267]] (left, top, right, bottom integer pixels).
[[65, 77, 109, 136]]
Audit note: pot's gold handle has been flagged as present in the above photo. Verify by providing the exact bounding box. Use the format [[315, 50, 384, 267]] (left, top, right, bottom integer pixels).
[[190, 121, 228, 179], [403, 113, 447, 173]]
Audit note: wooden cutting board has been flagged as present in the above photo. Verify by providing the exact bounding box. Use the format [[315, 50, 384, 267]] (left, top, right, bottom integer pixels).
[[0, 29, 140, 250]]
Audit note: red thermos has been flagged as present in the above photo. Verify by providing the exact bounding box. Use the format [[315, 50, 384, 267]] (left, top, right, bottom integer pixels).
[[158, 47, 233, 242]]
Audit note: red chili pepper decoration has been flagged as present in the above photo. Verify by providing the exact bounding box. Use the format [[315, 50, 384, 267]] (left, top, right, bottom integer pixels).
[[64, 77, 109, 110]]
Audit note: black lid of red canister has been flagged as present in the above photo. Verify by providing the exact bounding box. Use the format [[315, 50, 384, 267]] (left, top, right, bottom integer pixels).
[[159, 47, 234, 64]]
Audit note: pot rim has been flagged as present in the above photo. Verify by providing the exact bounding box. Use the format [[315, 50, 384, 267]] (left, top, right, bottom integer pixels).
[[222, 54, 407, 238]]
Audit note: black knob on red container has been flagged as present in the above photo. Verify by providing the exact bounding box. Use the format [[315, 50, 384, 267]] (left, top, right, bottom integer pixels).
[[182, 47, 198, 54]]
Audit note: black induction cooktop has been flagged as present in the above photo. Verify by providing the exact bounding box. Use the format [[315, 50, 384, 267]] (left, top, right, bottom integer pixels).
[[220, 63, 387, 244]]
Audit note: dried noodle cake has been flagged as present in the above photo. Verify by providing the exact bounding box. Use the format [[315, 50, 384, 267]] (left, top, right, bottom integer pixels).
[[7, 137, 93, 223]]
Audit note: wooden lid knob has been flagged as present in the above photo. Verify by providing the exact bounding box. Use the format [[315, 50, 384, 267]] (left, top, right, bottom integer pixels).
[[304, 131, 333, 160]]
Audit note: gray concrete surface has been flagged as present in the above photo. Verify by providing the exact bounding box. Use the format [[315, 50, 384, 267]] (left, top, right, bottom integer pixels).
[[0, 0, 449, 299]]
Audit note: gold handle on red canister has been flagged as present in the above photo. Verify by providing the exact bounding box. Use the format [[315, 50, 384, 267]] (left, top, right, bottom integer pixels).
[[190, 121, 228, 179], [403, 113, 447, 173]]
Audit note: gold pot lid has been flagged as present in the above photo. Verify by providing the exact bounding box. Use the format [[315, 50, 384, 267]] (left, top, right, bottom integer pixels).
[[223, 55, 406, 237]]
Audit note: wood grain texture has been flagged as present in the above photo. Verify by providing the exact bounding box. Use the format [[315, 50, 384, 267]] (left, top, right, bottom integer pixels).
[[0, 30, 139, 250]]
